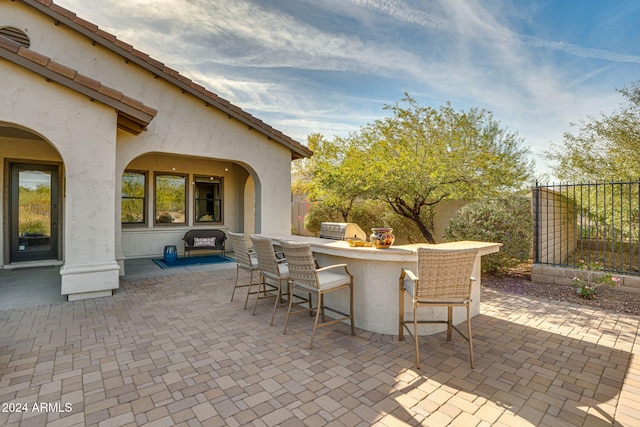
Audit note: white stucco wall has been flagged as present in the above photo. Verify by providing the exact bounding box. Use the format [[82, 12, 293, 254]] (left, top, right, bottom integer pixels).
[[1, 2, 301, 298], [3, 1, 296, 233], [0, 58, 120, 298]]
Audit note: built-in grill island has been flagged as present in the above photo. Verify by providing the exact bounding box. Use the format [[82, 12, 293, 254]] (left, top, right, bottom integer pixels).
[[319, 222, 367, 241]]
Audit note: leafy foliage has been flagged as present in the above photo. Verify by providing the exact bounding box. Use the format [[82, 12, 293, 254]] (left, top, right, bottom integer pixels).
[[19, 185, 50, 236], [303, 198, 430, 244], [294, 133, 369, 222], [303, 202, 341, 235], [444, 196, 532, 274], [295, 95, 533, 243], [350, 200, 431, 244], [546, 80, 640, 181]]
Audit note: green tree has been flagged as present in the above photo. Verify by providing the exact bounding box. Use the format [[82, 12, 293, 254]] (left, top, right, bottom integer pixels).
[[293, 133, 369, 222], [545, 81, 640, 181], [355, 95, 533, 243]]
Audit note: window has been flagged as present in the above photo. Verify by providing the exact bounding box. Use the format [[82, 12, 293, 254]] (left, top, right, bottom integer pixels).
[[121, 171, 146, 225], [155, 173, 187, 224], [194, 176, 223, 223]]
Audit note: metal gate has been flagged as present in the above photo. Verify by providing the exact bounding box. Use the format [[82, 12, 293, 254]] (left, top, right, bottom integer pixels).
[[532, 181, 640, 275]]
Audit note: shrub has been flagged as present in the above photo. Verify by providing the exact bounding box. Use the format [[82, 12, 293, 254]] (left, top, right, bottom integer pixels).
[[303, 202, 341, 235], [19, 220, 48, 236], [571, 260, 621, 299], [444, 196, 532, 274]]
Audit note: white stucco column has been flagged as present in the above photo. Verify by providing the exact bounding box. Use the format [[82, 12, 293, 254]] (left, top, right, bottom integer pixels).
[[59, 111, 120, 300], [248, 146, 293, 235], [1, 62, 121, 300]]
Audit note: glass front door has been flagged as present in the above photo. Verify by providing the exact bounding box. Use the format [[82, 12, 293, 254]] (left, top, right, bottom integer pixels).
[[10, 163, 59, 262]]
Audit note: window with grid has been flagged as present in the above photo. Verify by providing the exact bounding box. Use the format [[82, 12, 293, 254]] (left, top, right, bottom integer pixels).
[[194, 176, 223, 223], [121, 171, 146, 225], [155, 173, 187, 224]]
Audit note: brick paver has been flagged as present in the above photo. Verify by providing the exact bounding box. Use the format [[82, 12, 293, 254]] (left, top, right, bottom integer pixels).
[[1, 267, 639, 426]]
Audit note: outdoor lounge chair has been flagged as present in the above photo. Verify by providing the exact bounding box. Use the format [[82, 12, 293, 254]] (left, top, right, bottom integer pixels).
[[399, 247, 478, 369]]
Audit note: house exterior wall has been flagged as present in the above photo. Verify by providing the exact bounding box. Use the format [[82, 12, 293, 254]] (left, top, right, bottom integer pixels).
[[0, 58, 121, 299], [1, 2, 301, 300]]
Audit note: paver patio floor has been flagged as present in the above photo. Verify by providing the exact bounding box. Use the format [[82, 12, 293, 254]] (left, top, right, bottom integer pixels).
[[1, 267, 639, 426]]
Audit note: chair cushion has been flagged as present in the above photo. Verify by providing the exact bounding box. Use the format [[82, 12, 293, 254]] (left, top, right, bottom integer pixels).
[[315, 270, 351, 291], [403, 277, 415, 297]]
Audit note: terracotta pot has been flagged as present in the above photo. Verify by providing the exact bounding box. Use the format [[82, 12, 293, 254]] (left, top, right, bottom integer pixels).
[[370, 228, 395, 249]]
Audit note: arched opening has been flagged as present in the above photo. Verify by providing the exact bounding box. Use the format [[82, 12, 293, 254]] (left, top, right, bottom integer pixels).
[[0, 123, 63, 266], [118, 152, 258, 260], [0, 124, 66, 308]]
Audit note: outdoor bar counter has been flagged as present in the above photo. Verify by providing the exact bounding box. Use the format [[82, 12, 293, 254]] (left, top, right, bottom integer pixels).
[[258, 234, 501, 335]]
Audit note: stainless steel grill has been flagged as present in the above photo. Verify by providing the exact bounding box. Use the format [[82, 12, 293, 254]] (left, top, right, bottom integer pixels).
[[319, 222, 367, 241]]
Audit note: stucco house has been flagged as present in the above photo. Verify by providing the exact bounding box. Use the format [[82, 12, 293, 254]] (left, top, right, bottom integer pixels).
[[0, 0, 312, 301]]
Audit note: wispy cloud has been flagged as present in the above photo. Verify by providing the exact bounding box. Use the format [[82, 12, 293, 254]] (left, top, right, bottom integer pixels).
[[54, 0, 640, 177], [345, 0, 452, 30]]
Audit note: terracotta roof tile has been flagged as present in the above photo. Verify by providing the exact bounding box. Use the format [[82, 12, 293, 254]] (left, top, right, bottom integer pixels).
[[17, 45, 49, 66], [191, 82, 205, 93], [120, 95, 144, 110], [20, 0, 312, 158], [142, 105, 157, 116], [74, 17, 98, 33], [49, 3, 75, 20], [0, 36, 21, 53], [95, 29, 116, 43], [113, 39, 133, 52], [0, 36, 157, 131], [73, 73, 100, 91], [177, 74, 192, 85], [97, 84, 123, 101], [147, 57, 164, 70], [163, 66, 179, 77], [204, 90, 218, 100], [131, 49, 149, 62]]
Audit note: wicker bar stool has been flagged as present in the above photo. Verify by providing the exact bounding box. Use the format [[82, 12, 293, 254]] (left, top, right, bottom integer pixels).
[[399, 247, 478, 369], [280, 240, 355, 349], [227, 231, 260, 309], [249, 235, 292, 324]]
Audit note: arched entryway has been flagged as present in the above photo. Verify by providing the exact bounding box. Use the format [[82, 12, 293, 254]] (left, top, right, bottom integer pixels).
[[1, 123, 63, 266], [116, 152, 259, 268]]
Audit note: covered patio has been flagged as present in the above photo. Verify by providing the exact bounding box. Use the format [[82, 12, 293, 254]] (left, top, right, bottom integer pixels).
[[1, 263, 639, 426]]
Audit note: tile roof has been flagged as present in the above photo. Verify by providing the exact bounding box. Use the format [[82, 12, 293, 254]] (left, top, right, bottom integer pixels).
[[0, 35, 156, 135], [19, 0, 313, 159]]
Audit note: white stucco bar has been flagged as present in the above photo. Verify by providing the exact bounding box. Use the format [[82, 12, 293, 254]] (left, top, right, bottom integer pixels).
[[259, 234, 501, 335]]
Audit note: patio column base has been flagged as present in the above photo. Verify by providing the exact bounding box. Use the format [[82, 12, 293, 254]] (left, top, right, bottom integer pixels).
[[61, 261, 120, 300], [67, 290, 113, 301]]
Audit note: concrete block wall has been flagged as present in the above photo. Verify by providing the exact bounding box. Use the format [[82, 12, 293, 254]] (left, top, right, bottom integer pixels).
[[532, 264, 640, 294], [532, 187, 576, 265]]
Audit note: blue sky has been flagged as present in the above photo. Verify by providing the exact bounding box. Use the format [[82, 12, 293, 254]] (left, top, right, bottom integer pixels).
[[56, 0, 640, 180]]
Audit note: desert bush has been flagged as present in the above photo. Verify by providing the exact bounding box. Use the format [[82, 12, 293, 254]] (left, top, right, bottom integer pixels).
[[303, 202, 341, 235], [444, 196, 532, 274]]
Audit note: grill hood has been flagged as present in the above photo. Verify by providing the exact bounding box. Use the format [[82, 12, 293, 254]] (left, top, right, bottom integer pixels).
[[319, 222, 367, 241]]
